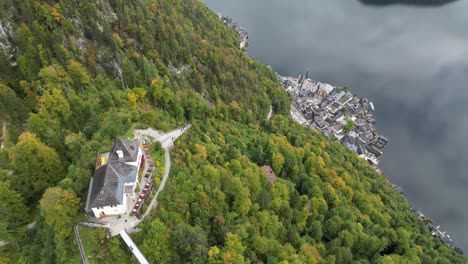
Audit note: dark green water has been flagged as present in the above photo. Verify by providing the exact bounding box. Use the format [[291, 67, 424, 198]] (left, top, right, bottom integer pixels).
[[204, 0, 468, 253]]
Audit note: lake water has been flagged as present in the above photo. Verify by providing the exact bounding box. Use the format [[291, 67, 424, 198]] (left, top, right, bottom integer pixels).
[[204, 0, 468, 253]]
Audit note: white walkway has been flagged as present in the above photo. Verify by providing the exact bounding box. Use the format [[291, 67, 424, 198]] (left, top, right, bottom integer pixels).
[[119, 230, 149, 264]]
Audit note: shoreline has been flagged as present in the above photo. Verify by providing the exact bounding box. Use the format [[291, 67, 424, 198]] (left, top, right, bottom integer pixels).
[[219, 14, 463, 255]]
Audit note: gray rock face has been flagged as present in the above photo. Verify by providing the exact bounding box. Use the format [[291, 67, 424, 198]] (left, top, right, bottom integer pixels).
[[0, 20, 17, 66]]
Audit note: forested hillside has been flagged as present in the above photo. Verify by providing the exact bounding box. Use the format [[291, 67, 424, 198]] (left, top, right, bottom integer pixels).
[[0, 0, 465, 263]]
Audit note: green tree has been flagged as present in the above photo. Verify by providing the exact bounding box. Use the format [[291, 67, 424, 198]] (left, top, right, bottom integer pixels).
[[0, 180, 29, 243], [39, 187, 80, 262], [271, 152, 285, 175], [67, 59, 90, 88], [141, 220, 171, 263], [343, 118, 355, 134], [9, 132, 65, 204], [0, 84, 29, 122], [221, 233, 246, 263], [39, 187, 80, 237]]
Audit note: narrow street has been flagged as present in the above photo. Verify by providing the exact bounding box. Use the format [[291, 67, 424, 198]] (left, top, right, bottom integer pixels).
[[290, 104, 309, 125]]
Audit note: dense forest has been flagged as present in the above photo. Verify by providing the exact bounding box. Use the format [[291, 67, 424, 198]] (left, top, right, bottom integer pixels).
[[0, 0, 466, 263]]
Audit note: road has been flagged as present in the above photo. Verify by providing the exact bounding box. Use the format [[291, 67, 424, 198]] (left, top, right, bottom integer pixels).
[[267, 105, 273, 120], [141, 124, 190, 218]]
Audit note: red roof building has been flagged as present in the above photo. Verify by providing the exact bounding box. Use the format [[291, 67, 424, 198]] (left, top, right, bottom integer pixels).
[[262, 165, 277, 183]]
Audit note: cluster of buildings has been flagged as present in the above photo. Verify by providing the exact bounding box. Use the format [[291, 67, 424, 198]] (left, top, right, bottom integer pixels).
[[278, 74, 464, 255], [414, 210, 464, 255], [278, 74, 387, 171], [219, 15, 248, 50]]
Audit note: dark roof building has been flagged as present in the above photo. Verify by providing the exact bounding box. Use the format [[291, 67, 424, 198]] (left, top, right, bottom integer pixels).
[[108, 138, 140, 163], [86, 163, 137, 209], [85, 139, 142, 217], [366, 144, 383, 157], [377, 135, 389, 143], [357, 142, 366, 155]]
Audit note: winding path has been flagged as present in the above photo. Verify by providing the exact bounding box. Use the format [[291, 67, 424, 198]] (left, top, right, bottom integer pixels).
[[0, 121, 6, 150], [140, 125, 190, 219], [267, 105, 273, 120]]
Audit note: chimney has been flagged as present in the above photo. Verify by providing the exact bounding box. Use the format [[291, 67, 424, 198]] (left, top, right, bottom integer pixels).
[[116, 150, 124, 160]]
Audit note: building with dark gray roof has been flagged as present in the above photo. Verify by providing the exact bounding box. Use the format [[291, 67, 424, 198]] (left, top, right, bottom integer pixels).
[[85, 139, 143, 218]]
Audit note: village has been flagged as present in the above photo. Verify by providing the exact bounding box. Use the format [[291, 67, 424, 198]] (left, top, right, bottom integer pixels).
[[219, 15, 464, 257], [278, 74, 388, 172], [277, 73, 463, 255]]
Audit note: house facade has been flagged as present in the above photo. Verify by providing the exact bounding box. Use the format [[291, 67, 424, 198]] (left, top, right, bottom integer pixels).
[[85, 139, 143, 218]]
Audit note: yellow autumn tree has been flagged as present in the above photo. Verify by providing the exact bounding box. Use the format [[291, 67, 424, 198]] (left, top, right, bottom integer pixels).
[[271, 152, 285, 175], [127, 92, 137, 109]]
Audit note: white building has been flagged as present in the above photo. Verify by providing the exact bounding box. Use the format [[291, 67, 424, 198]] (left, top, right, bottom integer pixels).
[[302, 79, 319, 93], [317, 83, 334, 96], [85, 139, 143, 218]]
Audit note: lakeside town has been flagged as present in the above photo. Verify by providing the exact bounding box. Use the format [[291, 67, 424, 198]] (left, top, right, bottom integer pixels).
[[220, 15, 464, 256], [278, 74, 463, 255], [278, 74, 387, 172], [277, 74, 462, 254]]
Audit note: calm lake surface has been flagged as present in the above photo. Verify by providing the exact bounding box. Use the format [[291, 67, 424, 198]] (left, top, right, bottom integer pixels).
[[204, 0, 468, 253]]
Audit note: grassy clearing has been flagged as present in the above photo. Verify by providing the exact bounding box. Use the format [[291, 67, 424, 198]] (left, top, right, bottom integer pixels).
[[78, 226, 106, 264], [127, 132, 135, 140], [78, 226, 134, 264]]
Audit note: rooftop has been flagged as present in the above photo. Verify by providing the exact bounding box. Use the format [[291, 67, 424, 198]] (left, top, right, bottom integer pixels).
[[262, 165, 277, 183], [86, 139, 140, 211], [86, 163, 137, 209]]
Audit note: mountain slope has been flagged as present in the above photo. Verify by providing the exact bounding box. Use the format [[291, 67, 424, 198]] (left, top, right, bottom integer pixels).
[[0, 0, 465, 263]]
